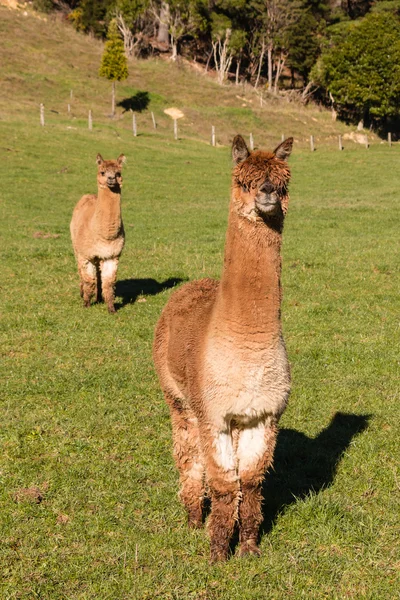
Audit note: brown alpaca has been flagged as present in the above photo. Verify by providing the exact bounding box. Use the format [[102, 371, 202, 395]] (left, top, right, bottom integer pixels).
[[70, 154, 126, 313], [153, 135, 293, 561]]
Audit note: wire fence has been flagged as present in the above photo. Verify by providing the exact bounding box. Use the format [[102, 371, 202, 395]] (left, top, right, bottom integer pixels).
[[37, 93, 398, 153]]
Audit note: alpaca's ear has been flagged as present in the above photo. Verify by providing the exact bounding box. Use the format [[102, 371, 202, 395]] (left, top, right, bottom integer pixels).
[[96, 154, 104, 165], [232, 135, 250, 164], [273, 137, 293, 160], [117, 154, 126, 166]]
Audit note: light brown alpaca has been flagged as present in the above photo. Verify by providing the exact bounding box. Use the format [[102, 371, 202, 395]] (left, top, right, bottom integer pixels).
[[153, 135, 294, 561], [70, 154, 126, 313]]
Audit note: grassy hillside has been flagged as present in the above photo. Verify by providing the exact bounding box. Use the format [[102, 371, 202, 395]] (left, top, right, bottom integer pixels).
[[0, 5, 399, 600], [0, 4, 366, 150]]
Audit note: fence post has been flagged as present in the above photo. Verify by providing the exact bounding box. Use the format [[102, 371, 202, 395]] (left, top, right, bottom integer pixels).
[[310, 135, 315, 152], [88, 110, 92, 131], [388, 132, 392, 147], [281, 133, 285, 142], [338, 135, 343, 150], [211, 126, 216, 147], [67, 103, 71, 114], [174, 119, 178, 140], [249, 133, 254, 151], [365, 135, 369, 149], [132, 113, 137, 137], [151, 111, 157, 129], [70, 89, 73, 100], [40, 103, 44, 126]]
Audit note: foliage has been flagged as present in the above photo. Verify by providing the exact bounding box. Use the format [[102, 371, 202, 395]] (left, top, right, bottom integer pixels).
[[312, 12, 400, 126], [113, 0, 150, 27], [69, 0, 114, 37], [286, 10, 322, 80], [32, 0, 56, 13], [371, 0, 400, 14], [99, 18, 129, 82]]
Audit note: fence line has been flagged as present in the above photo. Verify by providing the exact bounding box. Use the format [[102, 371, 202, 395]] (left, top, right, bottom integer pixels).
[[37, 96, 399, 150]]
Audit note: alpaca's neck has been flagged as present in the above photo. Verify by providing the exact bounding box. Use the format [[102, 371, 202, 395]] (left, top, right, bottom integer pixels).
[[94, 186, 122, 240], [215, 207, 283, 338]]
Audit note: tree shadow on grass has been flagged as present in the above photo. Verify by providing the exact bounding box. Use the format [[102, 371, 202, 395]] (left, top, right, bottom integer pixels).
[[260, 412, 371, 536], [117, 91, 150, 113], [114, 277, 184, 310]]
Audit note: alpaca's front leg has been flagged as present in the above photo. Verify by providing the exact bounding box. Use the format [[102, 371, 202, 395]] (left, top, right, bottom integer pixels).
[[100, 258, 118, 313], [168, 400, 205, 528], [237, 419, 277, 557], [205, 427, 240, 562], [78, 258, 97, 308]]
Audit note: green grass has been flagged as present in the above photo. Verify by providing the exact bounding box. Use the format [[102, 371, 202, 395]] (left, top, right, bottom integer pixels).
[[1, 6, 400, 599]]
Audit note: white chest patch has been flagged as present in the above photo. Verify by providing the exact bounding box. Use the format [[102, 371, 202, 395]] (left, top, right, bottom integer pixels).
[[92, 237, 124, 260], [203, 335, 290, 428]]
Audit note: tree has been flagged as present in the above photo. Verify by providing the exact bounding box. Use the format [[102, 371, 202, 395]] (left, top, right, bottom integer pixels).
[[210, 13, 234, 84], [69, 0, 113, 37], [311, 12, 400, 129], [150, 1, 207, 61], [285, 10, 321, 84], [99, 19, 129, 117], [114, 0, 150, 57], [250, 0, 302, 92]]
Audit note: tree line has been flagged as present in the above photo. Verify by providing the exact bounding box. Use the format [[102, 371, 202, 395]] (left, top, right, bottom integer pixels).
[[35, 0, 400, 132]]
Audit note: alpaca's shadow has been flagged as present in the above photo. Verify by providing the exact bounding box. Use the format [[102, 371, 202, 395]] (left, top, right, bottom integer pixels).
[[260, 412, 371, 536], [114, 277, 184, 310]]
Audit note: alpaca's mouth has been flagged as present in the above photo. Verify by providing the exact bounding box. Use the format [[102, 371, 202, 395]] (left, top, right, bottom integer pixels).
[[256, 199, 279, 215]]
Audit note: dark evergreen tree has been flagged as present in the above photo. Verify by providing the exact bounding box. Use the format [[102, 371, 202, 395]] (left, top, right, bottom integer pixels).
[[286, 11, 321, 83]]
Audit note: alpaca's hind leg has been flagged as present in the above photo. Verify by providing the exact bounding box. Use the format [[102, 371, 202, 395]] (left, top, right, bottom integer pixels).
[[95, 260, 102, 303], [203, 427, 240, 562], [78, 258, 97, 308], [100, 258, 118, 313], [237, 418, 277, 557], [168, 397, 205, 528]]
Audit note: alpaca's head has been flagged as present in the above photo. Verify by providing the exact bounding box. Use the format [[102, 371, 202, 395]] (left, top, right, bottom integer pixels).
[[231, 135, 293, 222], [96, 154, 126, 191]]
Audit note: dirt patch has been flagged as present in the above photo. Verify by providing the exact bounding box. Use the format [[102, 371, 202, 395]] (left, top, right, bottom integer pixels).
[[13, 486, 45, 504], [33, 231, 60, 239]]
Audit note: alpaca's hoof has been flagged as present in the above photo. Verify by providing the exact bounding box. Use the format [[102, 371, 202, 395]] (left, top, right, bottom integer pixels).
[[83, 301, 91, 308], [108, 304, 116, 314], [210, 545, 229, 563], [187, 512, 203, 529], [238, 539, 261, 558]]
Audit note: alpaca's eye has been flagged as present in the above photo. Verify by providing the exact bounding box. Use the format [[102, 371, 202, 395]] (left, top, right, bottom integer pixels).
[[101, 171, 105, 176], [242, 183, 249, 193], [115, 172, 121, 178]]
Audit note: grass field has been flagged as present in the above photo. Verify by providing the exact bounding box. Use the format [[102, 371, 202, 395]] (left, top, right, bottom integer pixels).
[[1, 6, 400, 600]]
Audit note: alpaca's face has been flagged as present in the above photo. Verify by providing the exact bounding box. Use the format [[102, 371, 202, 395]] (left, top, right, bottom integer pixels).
[[96, 154, 126, 190], [232, 136, 293, 221]]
